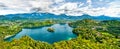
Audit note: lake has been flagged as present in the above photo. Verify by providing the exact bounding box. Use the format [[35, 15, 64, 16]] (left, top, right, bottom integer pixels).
[[5, 24, 77, 44]]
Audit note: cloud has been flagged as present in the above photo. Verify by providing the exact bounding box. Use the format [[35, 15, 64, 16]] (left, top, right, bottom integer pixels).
[[0, 0, 120, 17], [87, 0, 92, 7]]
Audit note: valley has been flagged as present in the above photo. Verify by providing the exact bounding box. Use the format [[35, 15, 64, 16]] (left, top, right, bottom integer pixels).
[[0, 13, 120, 49]]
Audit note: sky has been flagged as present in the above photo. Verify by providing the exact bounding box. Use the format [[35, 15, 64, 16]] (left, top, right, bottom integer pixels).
[[0, 0, 120, 17]]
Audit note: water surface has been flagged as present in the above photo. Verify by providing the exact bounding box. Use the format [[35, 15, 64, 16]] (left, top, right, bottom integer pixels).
[[6, 24, 77, 44]]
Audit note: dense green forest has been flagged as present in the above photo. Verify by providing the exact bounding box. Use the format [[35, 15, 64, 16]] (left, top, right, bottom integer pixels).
[[0, 19, 120, 49]]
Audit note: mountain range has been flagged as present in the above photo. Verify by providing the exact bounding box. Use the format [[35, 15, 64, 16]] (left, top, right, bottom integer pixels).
[[0, 12, 120, 20]]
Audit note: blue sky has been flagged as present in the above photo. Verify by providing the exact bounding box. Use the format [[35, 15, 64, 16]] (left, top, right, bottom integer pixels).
[[0, 0, 120, 17]]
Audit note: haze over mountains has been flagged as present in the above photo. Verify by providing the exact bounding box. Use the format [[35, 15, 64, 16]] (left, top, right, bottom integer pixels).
[[0, 12, 120, 20], [0, 0, 120, 20]]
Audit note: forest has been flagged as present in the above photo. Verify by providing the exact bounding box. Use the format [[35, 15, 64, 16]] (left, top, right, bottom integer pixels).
[[0, 19, 120, 49]]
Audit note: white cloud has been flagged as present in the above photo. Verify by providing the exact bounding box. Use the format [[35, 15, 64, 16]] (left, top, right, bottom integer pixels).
[[87, 0, 92, 7], [0, 10, 28, 15], [0, 0, 120, 17]]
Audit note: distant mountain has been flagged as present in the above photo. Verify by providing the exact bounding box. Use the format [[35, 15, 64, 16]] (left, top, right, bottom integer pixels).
[[0, 12, 120, 20]]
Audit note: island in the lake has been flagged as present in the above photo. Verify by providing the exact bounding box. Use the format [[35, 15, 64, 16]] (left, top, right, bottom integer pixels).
[[47, 27, 55, 32], [0, 14, 120, 49]]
